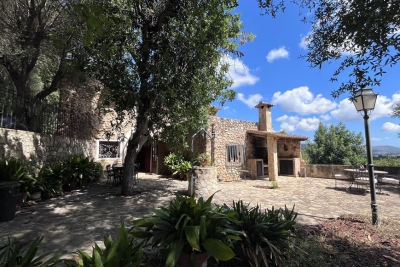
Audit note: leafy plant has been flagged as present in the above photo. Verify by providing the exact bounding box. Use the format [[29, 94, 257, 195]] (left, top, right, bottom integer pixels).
[[0, 158, 27, 182], [63, 155, 103, 186], [228, 201, 298, 267], [38, 161, 66, 198], [0, 236, 69, 267], [164, 153, 191, 176], [271, 180, 279, 189], [195, 152, 211, 167], [131, 193, 241, 267], [65, 224, 145, 267]]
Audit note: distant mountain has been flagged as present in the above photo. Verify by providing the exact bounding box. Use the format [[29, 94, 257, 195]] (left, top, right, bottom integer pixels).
[[301, 144, 400, 155], [372, 146, 400, 155]]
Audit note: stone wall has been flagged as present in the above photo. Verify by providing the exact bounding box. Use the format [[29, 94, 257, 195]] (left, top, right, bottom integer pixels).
[[208, 116, 258, 181], [0, 128, 97, 170], [304, 164, 400, 179]]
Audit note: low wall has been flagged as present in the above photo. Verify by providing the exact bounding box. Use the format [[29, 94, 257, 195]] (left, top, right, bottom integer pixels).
[[0, 128, 96, 170], [304, 164, 400, 179]]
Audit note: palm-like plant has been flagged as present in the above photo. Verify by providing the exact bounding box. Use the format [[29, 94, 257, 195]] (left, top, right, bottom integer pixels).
[[131, 193, 241, 267], [229, 201, 298, 267]]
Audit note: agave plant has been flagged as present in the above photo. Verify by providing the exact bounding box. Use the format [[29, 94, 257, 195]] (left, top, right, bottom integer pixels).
[[0, 236, 68, 267], [131, 193, 242, 267], [65, 224, 145, 267], [228, 200, 298, 267], [0, 158, 27, 182]]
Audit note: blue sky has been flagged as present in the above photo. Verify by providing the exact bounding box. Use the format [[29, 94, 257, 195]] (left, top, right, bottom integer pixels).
[[215, 2, 400, 147]]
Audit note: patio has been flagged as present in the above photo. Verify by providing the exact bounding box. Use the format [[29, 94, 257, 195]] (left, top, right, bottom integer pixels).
[[0, 173, 399, 260]]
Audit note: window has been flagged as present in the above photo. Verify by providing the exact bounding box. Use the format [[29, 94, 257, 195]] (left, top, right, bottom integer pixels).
[[226, 144, 245, 165], [98, 140, 120, 159]]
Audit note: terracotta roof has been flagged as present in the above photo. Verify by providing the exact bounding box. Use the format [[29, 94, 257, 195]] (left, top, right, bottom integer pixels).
[[247, 130, 309, 141]]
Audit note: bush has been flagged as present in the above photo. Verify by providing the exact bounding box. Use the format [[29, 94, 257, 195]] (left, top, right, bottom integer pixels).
[[164, 153, 191, 176], [63, 155, 103, 185], [65, 224, 145, 267], [228, 201, 298, 267], [0, 236, 69, 266]]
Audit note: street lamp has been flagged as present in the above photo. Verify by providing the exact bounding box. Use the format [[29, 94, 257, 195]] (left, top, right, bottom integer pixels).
[[351, 87, 379, 225]]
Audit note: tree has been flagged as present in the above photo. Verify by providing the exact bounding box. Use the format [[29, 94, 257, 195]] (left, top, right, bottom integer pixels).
[[80, 0, 246, 195], [392, 102, 400, 138], [304, 122, 365, 165], [257, 0, 400, 97], [0, 0, 86, 126]]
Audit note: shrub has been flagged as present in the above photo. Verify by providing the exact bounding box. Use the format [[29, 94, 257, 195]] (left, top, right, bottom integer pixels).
[[38, 161, 66, 198], [0, 236, 69, 266], [195, 152, 210, 167], [65, 224, 145, 267], [228, 201, 298, 267], [131, 193, 241, 267]]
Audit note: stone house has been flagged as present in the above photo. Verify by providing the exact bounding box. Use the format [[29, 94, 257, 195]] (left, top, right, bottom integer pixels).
[[136, 102, 309, 181]]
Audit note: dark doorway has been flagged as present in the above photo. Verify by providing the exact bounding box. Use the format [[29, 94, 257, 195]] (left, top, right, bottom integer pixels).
[[137, 146, 151, 172], [257, 161, 263, 177], [279, 160, 293, 175]]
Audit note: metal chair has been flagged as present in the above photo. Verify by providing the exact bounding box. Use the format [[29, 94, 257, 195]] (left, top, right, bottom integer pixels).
[[354, 168, 377, 191], [105, 165, 115, 186], [331, 165, 349, 189]]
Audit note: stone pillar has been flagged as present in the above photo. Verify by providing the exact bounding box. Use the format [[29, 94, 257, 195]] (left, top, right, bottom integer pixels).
[[188, 167, 218, 199], [267, 136, 278, 181]]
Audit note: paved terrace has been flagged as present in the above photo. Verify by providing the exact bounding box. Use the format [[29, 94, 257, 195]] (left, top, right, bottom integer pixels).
[[0, 174, 399, 259]]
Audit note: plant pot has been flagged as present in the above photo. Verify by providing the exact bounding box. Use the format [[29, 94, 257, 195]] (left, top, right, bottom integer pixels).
[[0, 182, 20, 222], [18, 192, 28, 203], [30, 191, 41, 201], [177, 252, 210, 267]]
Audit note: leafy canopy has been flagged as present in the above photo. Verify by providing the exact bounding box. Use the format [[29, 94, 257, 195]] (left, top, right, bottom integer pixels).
[[258, 0, 400, 97], [304, 122, 365, 165]]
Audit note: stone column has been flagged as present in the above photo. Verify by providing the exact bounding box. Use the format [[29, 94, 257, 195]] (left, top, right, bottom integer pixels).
[[188, 167, 218, 199], [267, 136, 278, 181]]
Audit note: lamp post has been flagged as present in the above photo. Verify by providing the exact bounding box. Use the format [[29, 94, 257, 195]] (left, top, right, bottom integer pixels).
[[351, 87, 379, 225]]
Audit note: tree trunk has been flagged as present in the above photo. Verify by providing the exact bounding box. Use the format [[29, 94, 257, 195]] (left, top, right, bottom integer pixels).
[[120, 113, 150, 196]]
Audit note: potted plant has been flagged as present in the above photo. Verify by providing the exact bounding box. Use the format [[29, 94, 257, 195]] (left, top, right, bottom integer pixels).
[[131, 193, 241, 267], [174, 160, 192, 180], [195, 153, 210, 167]]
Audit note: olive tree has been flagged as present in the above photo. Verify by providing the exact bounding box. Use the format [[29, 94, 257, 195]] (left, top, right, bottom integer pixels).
[[80, 0, 246, 195]]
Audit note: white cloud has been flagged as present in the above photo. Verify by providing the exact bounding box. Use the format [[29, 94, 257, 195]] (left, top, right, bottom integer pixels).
[[221, 55, 259, 88], [299, 34, 309, 50], [276, 115, 320, 132], [237, 93, 263, 108], [266, 47, 289, 63], [371, 137, 383, 141], [381, 122, 400, 132], [330, 93, 400, 121], [272, 86, 337, 115], [320, 114, 331, 121]]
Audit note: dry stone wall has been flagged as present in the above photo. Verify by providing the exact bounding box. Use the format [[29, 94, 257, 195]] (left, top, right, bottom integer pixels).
[[208, 116, 258, 181], [0, 128, 96, 170]]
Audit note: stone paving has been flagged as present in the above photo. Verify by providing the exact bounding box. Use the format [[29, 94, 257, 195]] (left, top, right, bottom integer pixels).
[[0, 173, 399, 260]]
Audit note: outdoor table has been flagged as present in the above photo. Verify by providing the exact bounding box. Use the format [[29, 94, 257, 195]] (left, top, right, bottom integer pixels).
[[344, 169, 388, 191]]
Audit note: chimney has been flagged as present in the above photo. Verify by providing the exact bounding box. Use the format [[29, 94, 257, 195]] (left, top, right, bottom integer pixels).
[[255, 101, 274, 132]]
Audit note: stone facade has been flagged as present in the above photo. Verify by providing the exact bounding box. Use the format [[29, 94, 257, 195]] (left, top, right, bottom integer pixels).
[[207, 116, 258, 181], [188, 167, 218, 199], [0, 128, 96, 170]]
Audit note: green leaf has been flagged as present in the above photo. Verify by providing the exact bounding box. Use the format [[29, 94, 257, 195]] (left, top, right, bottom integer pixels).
[[166, 242, 184, 267], [202, 239, 235, 261], [184, 226, 201, 251]]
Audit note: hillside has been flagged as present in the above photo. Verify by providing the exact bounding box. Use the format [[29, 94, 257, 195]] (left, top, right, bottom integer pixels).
[[372, 146, 400, 155], [301, 144, 400, 155]]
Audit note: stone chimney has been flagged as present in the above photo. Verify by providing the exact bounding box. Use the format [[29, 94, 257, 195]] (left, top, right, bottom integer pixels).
[[255, 101, 274, 132]]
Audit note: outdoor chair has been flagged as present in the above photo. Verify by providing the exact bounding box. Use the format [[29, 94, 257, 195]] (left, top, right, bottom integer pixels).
[[331, 165, 349, 189], [354, 167, 377, 192], [105, 165, 115, 186]]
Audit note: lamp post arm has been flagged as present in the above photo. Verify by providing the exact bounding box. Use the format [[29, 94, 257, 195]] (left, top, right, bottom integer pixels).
[[363, 110, 378, 224]]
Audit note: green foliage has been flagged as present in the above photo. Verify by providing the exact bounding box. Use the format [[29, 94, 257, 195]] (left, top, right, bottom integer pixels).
[[38, 161, 66, 198], [374, 156, 400, 167], [304, 122, 365, 165], [272, 180, 279, 189], [228, 201, 298, 267], [65, 224, 145, 267], [63, 155, 103, 184], [78, 0, 248, 195], [131, 193, 241, 267], [0, 236, 68, 267], [195, 152, 211, 167], [0, 158, 27, 182], [164, 153, 191, 175]]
